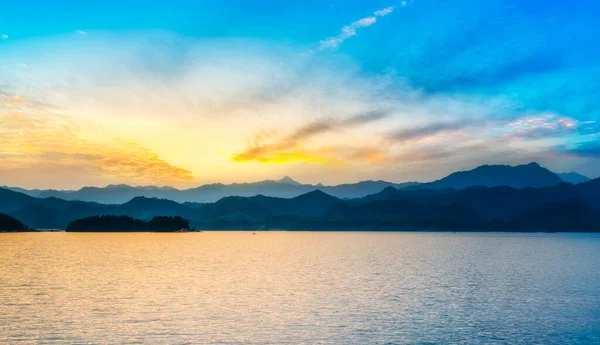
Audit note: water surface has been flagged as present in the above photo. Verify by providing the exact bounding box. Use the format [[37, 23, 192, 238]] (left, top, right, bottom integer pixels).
[[1, 232, 599, 344]]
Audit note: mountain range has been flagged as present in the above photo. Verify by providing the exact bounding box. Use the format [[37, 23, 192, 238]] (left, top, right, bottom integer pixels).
[[0, 162, 598, 232], [3, 163, 590, 204], [5, 178, 418, 204], [408, 162, 564, 189]]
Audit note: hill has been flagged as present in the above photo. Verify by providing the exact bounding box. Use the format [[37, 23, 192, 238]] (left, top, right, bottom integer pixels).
[[411, 162, 563, 190], [555, 172, 591, 184], [0, 189, 198, 229], [356, 180, 600, 221], [512, 199, 600, 232], [6, 179, 418, 204], [0, 213, 30, 232], [1, 165, 599, 232], [7, 162, 585, 203]]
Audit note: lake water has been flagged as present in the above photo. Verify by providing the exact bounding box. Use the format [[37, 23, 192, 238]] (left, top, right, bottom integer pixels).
[[1, 232, 599, 344]]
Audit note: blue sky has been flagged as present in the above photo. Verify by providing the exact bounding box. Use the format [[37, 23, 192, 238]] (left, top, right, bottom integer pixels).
[[1, 0, 599, 187]]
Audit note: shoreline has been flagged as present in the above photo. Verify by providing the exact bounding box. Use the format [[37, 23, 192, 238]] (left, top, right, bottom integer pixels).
[[2, 229, 599, 234]]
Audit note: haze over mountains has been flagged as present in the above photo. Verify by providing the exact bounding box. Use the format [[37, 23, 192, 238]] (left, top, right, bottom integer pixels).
[[554, 172, 591, 184], [1, 162, 598, 232], [6, 178, 419, 204], [4, 163, 589, 204]]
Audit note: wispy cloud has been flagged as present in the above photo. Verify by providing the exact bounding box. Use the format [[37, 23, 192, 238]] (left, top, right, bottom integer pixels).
[[0, 93, 28, 109], [319, 5, 396, 50], [374, 7, 394, 16], [1, 34, 8, 40], [506, 114, 578, 139], [0, 110, 194, 187], [2, 30, 597, 185], [388, 119, 478, 142], [231, 111, 388, 165], [232, 150, 347, 166], [563, 141, 600, 158]]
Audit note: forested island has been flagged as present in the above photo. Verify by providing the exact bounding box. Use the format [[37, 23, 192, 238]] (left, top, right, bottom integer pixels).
[[66, 215, 191, 232]]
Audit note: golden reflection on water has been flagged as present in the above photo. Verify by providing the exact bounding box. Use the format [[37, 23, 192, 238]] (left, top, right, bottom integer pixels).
[[1, 232, 599, 344]]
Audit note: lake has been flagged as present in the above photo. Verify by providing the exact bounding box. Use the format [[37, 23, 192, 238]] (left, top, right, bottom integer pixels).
[[1, 232, 599, 344]]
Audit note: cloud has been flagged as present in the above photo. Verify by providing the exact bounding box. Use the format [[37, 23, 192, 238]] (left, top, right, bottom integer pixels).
[[1, 31, 598, 184], [386, 114, 585, 147], [355, 17, 377, 27], [506, 114, 579, 139], [388, 119, 478, 142], [285, 110, 388, 144], [232, 150, 347, 166], [76, 30, 87, 35], [507, 115, 577, 130], [98, 142, 194, 182], [1, 34, 8, 40], [0, 110, 194, 187], [363, 0, 600, 125], [231, 111, 389, 164], [0, 93, 28, 109], [374, 7, 394, 16], [562, 141, 600, 158], [2, 33, 417, 185], [3, 34, 398, 123], [391, 149, 455, 163], [319, 5, 395, 50]]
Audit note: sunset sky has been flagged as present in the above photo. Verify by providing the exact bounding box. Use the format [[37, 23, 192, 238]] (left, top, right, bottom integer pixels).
[[1, 0, 599, 189]]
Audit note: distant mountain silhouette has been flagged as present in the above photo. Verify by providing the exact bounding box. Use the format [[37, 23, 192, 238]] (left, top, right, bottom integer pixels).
[[359, 183, 580, 220], [410, 162, 563, 190], [197, 189, 346, 229], [7, 163, 583, 203], [555, 172, 591, 184], [0, 187, 38, 212], [0, 191, 197, 229], [4, 163, 590, 204], [512, 199, 600, 232], [5, 179, 418, 204], [277, 176, 302, 185], [326, 181, 418, 199], [8, 203, 72, 230], [119, 197, 195, 219], [0, 213, 30, 232], [1, 163, 598, 232]]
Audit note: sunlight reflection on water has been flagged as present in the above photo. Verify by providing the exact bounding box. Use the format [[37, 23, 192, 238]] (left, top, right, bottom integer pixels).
[[1, 232, 599, 344]]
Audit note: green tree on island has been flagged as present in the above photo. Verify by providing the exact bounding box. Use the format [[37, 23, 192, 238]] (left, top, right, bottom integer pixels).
[[66, 215, 191, 232]]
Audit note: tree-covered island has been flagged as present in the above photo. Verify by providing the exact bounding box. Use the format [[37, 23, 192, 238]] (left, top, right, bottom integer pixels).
[[66, 215, 191, 232]]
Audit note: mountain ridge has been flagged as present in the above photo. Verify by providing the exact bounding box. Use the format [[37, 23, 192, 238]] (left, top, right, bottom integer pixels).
[[4, 178, 419, 204], [555, 172, 591, 184], [407, 162, 563, 190], [6, 163, 585, 205], [1, 172, 598, 232], [2, 162, 597, 231]]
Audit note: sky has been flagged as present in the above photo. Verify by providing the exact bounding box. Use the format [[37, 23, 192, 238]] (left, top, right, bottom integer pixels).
[[1, 0, 599, 189]]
